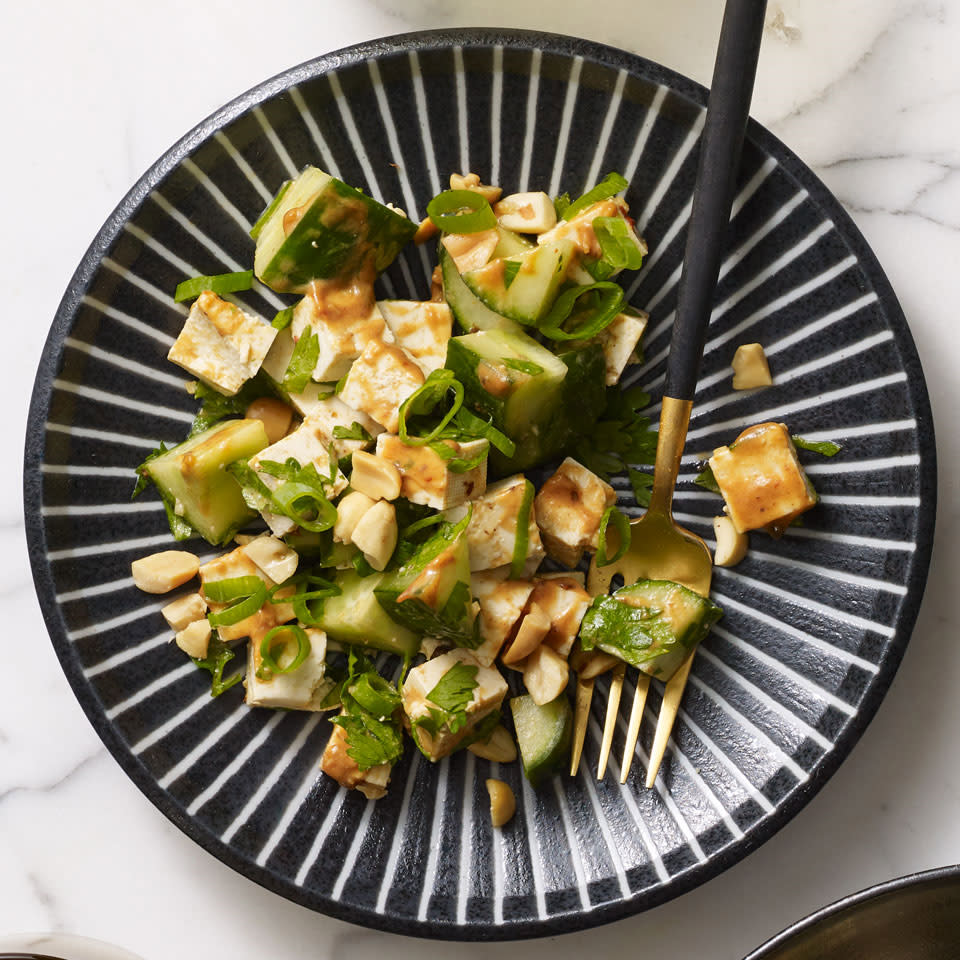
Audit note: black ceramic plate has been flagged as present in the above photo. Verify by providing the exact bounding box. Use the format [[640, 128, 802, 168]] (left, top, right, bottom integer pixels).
[[24, 29, 935, 940], [743, 865, 960, 959]]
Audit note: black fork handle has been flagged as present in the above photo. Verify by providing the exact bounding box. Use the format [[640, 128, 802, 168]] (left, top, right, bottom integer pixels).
[[665, 0, 768, 402]]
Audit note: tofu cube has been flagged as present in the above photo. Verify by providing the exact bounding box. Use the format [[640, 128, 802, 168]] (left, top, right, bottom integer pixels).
[[198, 545, 295, 641], [291, 284, 385, 382], [709, 421, 818, 535], [402, 649, 508, 761], [320, 721, 393, 799], [376, 434, 488, 510], [339, 339, 426, 433], [534, 457, 616, 568], [441, 229, 500, 273], [290, 394, 383, 459], [493, 191, 557, 234], [448, 474, 545, 574], [245, 417, 349, 536], [593, 311, 648, 385], [470, 573, 535, 667], [245, 627, 332, 711], [168, 291, 277, 396], [378, 300, 453, 375], [529, 576, 592, 658]]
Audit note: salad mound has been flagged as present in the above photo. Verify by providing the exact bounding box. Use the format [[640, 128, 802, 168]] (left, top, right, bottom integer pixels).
[[130, 168, 829, 816]]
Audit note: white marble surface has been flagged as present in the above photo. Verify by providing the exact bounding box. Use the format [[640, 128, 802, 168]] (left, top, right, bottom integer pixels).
[[2, 1, 956, 957]]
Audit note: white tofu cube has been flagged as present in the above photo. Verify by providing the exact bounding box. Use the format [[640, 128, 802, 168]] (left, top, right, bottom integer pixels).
[[260, 324, 295, 385], [246, 417, 349, 536], [291, 286, 386, 382], [534, 457, 616, 568], [376, 434, 488, 510], [402, 648, 508, 761], [339, 339, 426, 433], [168, 291, 277, 396], [593, 311, 648, 385], [529, 576, 592, 658], [320, 721, 394, 799], [289, 394, 383, 459], [470, 573, 535, 667], [245, 627, 332, 711], [441, 229, 500, 273], [448, 474, 545, 574], [377, 300, 453, 375]]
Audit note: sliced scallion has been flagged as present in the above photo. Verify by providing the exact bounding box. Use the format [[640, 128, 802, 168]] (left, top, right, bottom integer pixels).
[[398, 369, 465, 446], [258, 624, 311, 678], [595, 505, 631, 567], [174, 270, 254, 303], [538, 282, 623, 341], [205, 576, 268, 627], [272, 306, 295, 330], [427, 190, 497, 234], [509, 479, 535, 579], [563, 172, 628, 221], [349, 673, 401, 719], [271, 480, 337, 533]]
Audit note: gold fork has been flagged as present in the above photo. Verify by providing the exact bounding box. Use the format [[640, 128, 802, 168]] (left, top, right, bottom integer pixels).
[[570, 0, 768, 788]]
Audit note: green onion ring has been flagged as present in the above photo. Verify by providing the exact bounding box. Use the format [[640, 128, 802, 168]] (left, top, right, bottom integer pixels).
[[349, 673, 400, 719], [427, 190, 497, 233], [271, 481, 338, 533], [595, 506, 631, 567], [258, 624, 311, 677], [538, 282, 623, 341], [205, 577, 268, 627], [398, 372, 465, 446], [174, 269, 254, 303]]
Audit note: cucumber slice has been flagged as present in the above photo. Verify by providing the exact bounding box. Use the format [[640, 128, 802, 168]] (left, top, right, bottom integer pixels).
[[511, 693, 572, 786], [144, 419, 269, 545], [375, 516, 476, 646], [318, 569, 419, 657], [461, 240, 576, 325], [439, 244, 522, 334], [579, 579, 723, 680], [253, 167, 416, 293]]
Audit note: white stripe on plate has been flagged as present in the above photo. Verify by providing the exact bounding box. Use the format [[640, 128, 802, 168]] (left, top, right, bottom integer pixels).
[[819, 493, 921, 507], [712, 590, 880, 673], [454, 46, 469, 175], [214, 131, 274, 202], [56, 574, 134, 603], [182, 157, 253, 232], [716, 567, 895, 637], [101, 257, 188, 315], [129, 687, 214, 755], [45, 421, 163, 449], [43, 464, 138, 479], [157, 703, 248, 788], [332, 794, 378, 900], [81, 296, 176, 347], [288, 86, 341, 178], [374, 751, 422, 913], [188, 712, 285, 815], [104, 661, 195, 719], [417, 759, 450, 921], [253, 105, 299, 179], [255, 765, 326, 868], [409, 51, 442, 197], [804, 454, 919, 475], [490, 46, 503, 186], [585, 69, 628, 190], [550, 777, 592, 910], [787, 526, 916, 552], [222, 715, 322, 844], [43, 500, 163, 519], [518, 48, 542, 193], [51, 379, 193, 423], [68, 599, 164, 639], [294, 787, 349, 885], [84, 631, 170, 678], [708, 625, 856, 717], [456, 751, 476, 924], [49, 531, 174, 562], [621, 84, 670, 190], [745, 547, 909, 596], [519, 775, 550, 916], [547, 55, 583, 199], [685, 372, 907, 442]]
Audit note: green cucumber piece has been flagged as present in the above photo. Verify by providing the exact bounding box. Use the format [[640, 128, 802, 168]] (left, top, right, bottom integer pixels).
[[318, 569, 419, 657], [489, 225, 535, 259], [144, 419, 269, 545], [579, 579, 723, 680], [439, 244, 522, 334], [253, 166, 416, 293], [461, 240, 576, 325], [510, 693, 572, 787], [375, 517, 476, 645]]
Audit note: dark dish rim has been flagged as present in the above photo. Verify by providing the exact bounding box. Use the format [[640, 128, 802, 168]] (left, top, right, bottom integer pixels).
[[742, 864, 960, 958], [23, 27, 937, 941]]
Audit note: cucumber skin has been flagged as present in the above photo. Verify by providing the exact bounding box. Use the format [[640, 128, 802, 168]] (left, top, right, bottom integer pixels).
[[257, 177, 416, 293], [440, 245, 522, 334], [510, 693, 572, 787]]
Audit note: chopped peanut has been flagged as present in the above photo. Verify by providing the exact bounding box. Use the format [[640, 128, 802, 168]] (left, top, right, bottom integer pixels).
[[131, 550, 199, 594]]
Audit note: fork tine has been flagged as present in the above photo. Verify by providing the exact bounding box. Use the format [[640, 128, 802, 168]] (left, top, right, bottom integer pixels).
[[596, 663, 625, 778], [619, 674, 651, 783], [645, 653, 695, 788], [570, 676, 594, 775]]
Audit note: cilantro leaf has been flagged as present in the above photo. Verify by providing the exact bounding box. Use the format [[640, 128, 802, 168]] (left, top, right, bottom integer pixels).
[[694, 465, 722, 494], [284, 327, 320, 394], [333, 712, 404, 771], [188, 374, 276, 437], [424, 661, 478, 735], [193, 633, 242, 697], [332, 421, 373, 443]]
